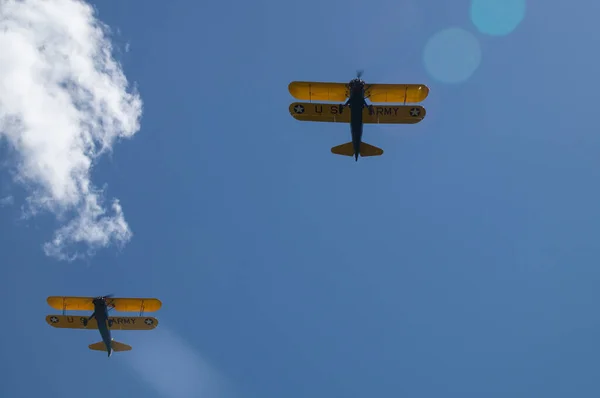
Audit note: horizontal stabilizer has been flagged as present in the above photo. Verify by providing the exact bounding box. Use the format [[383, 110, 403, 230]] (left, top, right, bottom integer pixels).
[[88, 341, 108, 352], [111, 341, 132, 352], [89, 340, 131, 352], [360, 142, 383, 157], [331, 142, 384, 158], [331, 142, 355, 156]]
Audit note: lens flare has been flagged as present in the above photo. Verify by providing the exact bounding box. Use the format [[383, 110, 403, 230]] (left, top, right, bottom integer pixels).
[[423, 27, 482, 84], [470, 0, 526, 36]]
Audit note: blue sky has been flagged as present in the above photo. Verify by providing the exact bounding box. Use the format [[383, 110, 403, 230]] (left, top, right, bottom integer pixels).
[[1, 0, 600, 397]]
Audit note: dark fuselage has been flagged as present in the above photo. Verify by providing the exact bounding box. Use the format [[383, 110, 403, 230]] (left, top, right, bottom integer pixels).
[[346, 81, 369, 161], [92, 300, 113, 356]]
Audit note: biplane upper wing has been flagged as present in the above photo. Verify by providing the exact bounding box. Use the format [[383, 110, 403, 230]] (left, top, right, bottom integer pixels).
[[46, 315, 159, 330], [288, 81, 349, 102], [47, 296, 162, 313], [365, 84, 429, 104], [289, 103, 426, 124]]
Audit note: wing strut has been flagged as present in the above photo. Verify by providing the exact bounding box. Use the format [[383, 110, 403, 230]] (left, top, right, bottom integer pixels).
[[62, 298, 68, 315]]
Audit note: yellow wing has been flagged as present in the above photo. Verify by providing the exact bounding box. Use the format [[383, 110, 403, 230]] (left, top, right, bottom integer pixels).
[[288, 81, 349, 102], [46, 296, 162, 313], [365, 84, 429, 103], [45, 315, 159, 330], [289, 103, 425, 124], [363, 105, 426, 124], [289, 102, 350, 123]]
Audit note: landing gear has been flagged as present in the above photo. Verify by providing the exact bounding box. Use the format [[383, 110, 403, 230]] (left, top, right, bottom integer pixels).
[[108, 319, 114, 327], [82, 318, 88, 327], [339, 99, 351, 114]]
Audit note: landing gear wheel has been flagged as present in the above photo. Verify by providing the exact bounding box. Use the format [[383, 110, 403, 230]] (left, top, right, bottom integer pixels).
[[108, 319, 114, 327], [82, 319, 88, 327], [338, 104, 344, 114]]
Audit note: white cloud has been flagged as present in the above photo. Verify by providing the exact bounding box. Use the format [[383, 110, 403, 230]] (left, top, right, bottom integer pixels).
[[0, 0, 142, 260], [0, 195, 13, 206]]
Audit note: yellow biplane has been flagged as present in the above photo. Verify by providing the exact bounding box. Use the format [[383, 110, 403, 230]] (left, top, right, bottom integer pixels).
[[288, 72, 429, 161], [46, 294, 162, 357]]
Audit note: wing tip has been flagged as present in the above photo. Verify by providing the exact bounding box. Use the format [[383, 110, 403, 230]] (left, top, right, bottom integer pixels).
[[149, 317, 160, 328], [45, 314, 63, 328], [46, 296, 61, 309], [416, 85, 430, 101], [288, 82, 301, 99], [140, 298, 162, 312]]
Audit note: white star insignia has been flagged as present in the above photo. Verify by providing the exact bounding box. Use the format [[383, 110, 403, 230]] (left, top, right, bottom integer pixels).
[[144, 318, 153, 325], [410, 108, 420, 117], [294, 105, 304, 114], [50, 316, 58, 323]]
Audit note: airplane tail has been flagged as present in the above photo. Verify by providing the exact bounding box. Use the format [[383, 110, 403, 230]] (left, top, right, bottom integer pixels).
[[330, 142, 383, 158], [88, 340, 132, 357], [359, 142, 383, 157], [331, 142, 354, 156]]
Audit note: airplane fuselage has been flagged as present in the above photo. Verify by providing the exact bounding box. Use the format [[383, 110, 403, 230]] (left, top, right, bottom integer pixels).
[[345, 81, 370, 161], [349, 91, 364, 159], [92, 302, 112, 357]]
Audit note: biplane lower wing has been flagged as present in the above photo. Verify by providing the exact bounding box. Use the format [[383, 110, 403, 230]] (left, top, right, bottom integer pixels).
[[365, 84, 429, 103], [89, 340, 131, 352], [46, 315, 159, 330], [289, 103, 426, 124], [288, 81, 349, 102], [290, 102, 349, 123], [365, 105, 426, 124], [47, 296, 162, 313]]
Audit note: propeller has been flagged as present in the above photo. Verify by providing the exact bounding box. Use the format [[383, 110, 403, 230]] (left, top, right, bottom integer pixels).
[[356, 69, 364, 79], [92, 294, 114, 304], [92, 294, 116, 312]]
